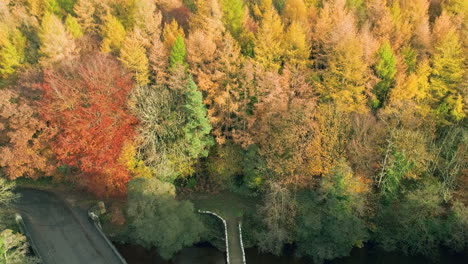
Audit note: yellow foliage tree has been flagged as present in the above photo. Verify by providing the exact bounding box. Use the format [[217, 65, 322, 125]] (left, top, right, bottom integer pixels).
[[254, 4, 284, 71], [282, 0, 308, 26], [120, 28, 150, 86], [100, 14, 126, 54], [73, 0, 96, 32], [163, 19, 185, 51], [119, 142, 153, 179], [430, 13, 465, 123], [38, 12, 77, 66], [306, 104, 350, 176], [282, 21, 310, 68], [0, 25, 25, 77]]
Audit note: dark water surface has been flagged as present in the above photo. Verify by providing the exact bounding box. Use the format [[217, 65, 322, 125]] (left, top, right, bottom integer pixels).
[[115, 242, 468, 264]]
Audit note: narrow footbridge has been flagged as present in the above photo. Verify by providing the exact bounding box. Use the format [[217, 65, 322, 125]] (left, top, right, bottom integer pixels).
[[199, 210, 246, 264], [14, 188, 126, 264]]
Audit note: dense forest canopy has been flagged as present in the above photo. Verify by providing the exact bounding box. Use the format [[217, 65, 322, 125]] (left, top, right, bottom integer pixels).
[[0, 0, 467, 262]]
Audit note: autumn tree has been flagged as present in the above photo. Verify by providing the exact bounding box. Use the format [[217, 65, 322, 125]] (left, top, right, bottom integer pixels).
[[65, 14, 83, 39], [186, 0, 247, 144], [100, 14, 126, 55], [220, 0, 245, 39], [133, 0, 163, 42], [282, 0, 308, 26], [307, 104, 350, 177], [254, 3, 284, 71], [39, 54, 137, 196], [0, 25, 25, 78], [312, 0, 368, 113], [372, 41, 397, 108], [163, 19, 185, 51], [0, 229, 38, 264], [38, 12, 77, 66], [282, 21, 310, 68], [429, 13, 465, 124], [73, 0, 97, 32], [0, 72, 56, 180], [120, 28, 150, 86], [169, 35, 187, 70], [234, 66, 316, 186]]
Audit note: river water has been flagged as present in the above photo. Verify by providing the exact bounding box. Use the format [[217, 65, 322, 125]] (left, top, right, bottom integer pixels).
[[115, 242, 467, 264]]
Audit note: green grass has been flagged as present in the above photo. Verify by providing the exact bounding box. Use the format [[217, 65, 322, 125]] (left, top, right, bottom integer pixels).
[[186, 191, 258, 219], [14, 176, 66, 189]]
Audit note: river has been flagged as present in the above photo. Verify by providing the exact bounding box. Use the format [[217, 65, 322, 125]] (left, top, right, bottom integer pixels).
[[114, 242, 467, 264]]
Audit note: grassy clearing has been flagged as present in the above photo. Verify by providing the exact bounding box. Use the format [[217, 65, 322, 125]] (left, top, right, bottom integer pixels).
[[185, 191, 258, 219]]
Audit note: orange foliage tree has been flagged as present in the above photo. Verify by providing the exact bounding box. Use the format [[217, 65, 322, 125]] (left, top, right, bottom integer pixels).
[[0, 71, 56, 179], [39, 54, 138, 197]]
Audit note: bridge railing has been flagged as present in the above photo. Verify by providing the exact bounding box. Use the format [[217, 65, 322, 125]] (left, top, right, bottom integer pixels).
[[15, 213, 44, 263], [88, 210, 128, 264], [198, 210, 230, 264], [238, 222, 246, 264]]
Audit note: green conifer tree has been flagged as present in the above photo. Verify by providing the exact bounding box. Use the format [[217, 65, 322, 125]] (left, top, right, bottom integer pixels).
[[183, 76, 214, 158], [169, 35, 187, 70], [373, 41, 397, 108]]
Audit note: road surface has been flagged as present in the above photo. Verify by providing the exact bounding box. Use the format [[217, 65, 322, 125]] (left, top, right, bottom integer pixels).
[[14, 188, 124, 264]]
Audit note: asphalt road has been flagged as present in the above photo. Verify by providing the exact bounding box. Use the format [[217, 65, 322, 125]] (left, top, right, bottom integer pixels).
[[14, 188, 124, 264]]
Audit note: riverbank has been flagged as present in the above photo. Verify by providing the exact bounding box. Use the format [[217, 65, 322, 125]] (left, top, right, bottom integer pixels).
[[113, 241, 468, 264]]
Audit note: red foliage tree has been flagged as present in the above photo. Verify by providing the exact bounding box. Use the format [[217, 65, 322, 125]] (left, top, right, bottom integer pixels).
[[39, 54, 138, 197]]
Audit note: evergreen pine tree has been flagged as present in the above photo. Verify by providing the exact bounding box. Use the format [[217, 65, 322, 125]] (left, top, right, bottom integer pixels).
[[183, 76, 214, 158]]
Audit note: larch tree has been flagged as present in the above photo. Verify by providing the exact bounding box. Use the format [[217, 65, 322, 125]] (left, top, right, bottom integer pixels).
[[163, 19, 185, 51], [187, 0, 245, 144], [169, 35, 187, 70], [149, 34, 168, 84], [133, 0, 162, 42], [254, 3, 284, 71], [430, 13, 465, 124], [100, 14, 126, 55], [73, 0, 96, 32], [65, 14, 84, 39], [39, 54, 138, 197], [307, 104, 350, 177], [372, 41, 397, 109], [282, 20, 310, 68], [38, 12, 77, 66], [220, 0, 245, 39], [282, 0, 308, 26], [189, 0, 224, 37], [312, 0, 368, 113], [120, 28, 150, 86], [0, 25, 25, 78]]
